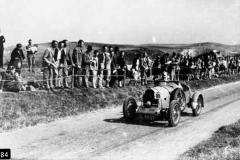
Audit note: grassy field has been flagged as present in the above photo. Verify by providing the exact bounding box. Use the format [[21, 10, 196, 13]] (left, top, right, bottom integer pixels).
[[1, 73, 240, 132], [179, 120, 240, 160]]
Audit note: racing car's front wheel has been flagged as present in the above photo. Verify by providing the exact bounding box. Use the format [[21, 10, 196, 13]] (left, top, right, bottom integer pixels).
[[192, 94, 204, 116], [171, 88, 186, 111], [168, 100, 181, 127], [123, 97, 138, 122]]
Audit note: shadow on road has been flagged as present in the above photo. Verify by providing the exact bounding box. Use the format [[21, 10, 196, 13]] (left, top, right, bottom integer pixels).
[[104, 111, 193, 128], [104, 117, 169, 128]]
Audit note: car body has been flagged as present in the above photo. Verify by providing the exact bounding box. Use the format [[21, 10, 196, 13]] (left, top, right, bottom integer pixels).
[[123, 80, 204, 127]]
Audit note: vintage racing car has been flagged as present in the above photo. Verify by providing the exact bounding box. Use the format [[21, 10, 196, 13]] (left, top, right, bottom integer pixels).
[[123, 80, 204, 127]]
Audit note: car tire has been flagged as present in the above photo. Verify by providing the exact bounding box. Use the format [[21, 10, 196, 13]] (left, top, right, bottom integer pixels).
[[192, 94, 204, 116], [123, 97, 138, 122], [168, 100, 181, 127], [171, 88, 186, 111]]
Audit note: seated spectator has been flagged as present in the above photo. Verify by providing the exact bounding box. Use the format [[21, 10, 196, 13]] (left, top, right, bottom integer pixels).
[[3, 66, 25, 92]]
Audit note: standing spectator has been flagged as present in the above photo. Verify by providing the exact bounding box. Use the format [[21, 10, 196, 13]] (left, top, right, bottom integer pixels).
[[152, 56, 161, 80], [42, 40, 58, 91], [132, 53, 141, 69], [222, 57, 228, 75], [109, 46, 119, 88], [97, 46, 105, 88], [57, 42, 63, 88], [59, 39, 72, 89], [72, 40, 85, 88], [131, 54, 141, 85], [0, 29, 5, 68], [189, 60, 196, 81], [175, 54, 181, 80], [90, 50, 99, 88], [82, 46, 92, 88], [103, 45, 111, 88], [218, 57, 224, 76], [140, 52, 148, 85], [50, 41, 61, 88], [118, 51, 126, 87], [169, 53, 177, 80], [62, 39, 73, 66], [146, 55, 153, 77], [195, 57, 202, 80], [26, 39, 38, 73], [237, 57, 240, 74], [8, 44, 25, 76]]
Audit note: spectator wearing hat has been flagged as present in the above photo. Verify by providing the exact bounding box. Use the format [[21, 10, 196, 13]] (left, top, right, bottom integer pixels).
[[82, 45, 92, 88], [72, 39, 85, 88], [0, 29, 5, 68], [8, 43, 25, 76], [140, 52, 148, 85], [42, 40, 59, 91], [90, 50, 99, 88], [103, 45, 111, 88], [26, 39, 38, 73]]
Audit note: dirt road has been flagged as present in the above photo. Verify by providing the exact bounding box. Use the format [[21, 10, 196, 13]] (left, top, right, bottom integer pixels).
[[1, 82, 240, 160]]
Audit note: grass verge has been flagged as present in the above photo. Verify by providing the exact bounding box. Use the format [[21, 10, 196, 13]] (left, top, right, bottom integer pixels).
[[1, 74, 240, 132], [179, 120, 240, 160]]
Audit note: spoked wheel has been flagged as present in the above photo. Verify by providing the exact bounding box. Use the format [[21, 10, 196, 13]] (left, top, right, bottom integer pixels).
[[172, 89, 186, 111], [192, 95, 204, 116], [123, 97, 138, 121], [168, 100, 181, 127]]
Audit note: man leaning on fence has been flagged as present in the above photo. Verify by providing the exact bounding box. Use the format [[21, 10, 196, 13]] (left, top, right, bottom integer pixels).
[[42, 40, 59, 92], [72, 40, 85, 88]]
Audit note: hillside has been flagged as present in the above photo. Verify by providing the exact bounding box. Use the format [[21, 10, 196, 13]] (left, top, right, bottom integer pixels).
[[3, 42, 240, 68]]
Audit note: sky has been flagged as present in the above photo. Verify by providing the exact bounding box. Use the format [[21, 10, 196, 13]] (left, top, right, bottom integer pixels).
[[0, 0, 240, 47]]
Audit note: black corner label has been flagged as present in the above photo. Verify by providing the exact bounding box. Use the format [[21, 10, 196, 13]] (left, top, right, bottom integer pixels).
[[0, 149, 11, 159]]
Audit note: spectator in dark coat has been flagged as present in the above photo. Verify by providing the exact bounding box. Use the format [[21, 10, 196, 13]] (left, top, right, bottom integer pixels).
[[59, 39, 72, 88], [152, 56, 161, 80], [8, 43, 25, 75], [117, 51, 126, 87], [0, 29, 5, 68], [72, 39, 85, 88], [109, 46, 119, 88]]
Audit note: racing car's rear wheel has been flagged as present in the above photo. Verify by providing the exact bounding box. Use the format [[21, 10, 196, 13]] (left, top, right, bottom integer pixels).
[[171, 89, 186, 111], [123, 97, 138, 121], [192, 94, 204, 116], [168, 100, 181, 127]]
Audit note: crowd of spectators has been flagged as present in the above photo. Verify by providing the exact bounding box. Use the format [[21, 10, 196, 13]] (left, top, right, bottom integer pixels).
[[3, 38, 240, 92]]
